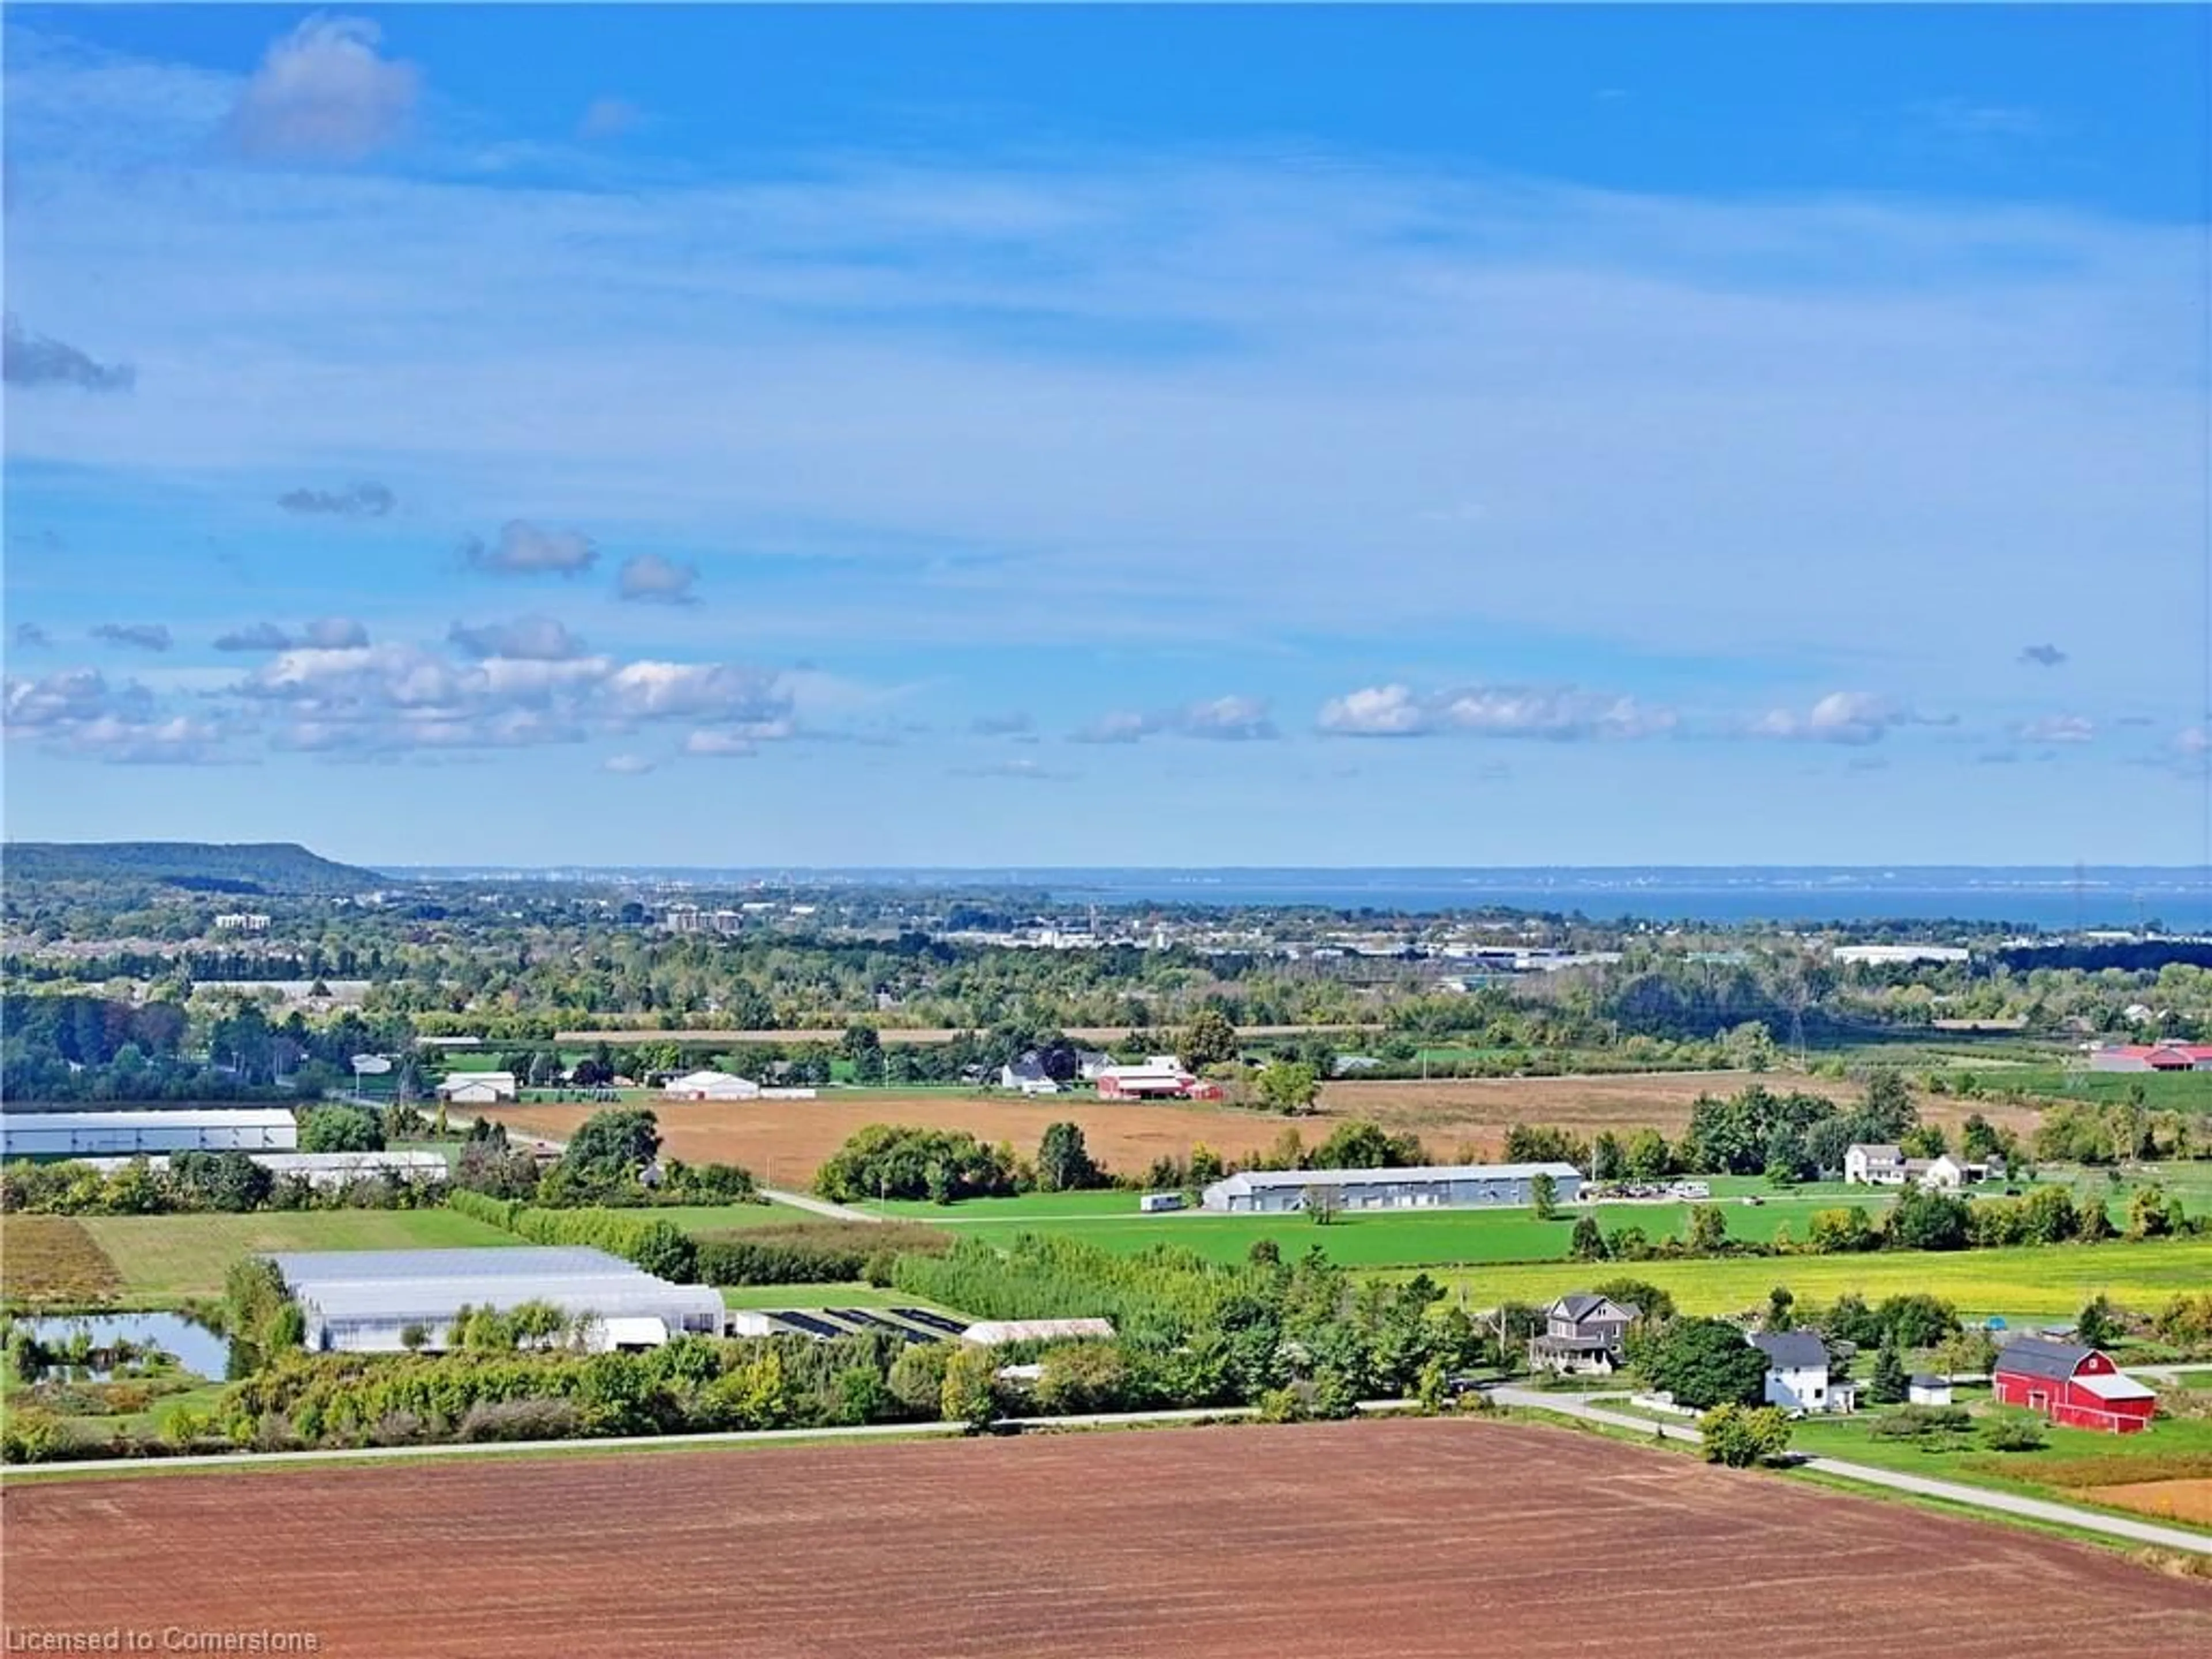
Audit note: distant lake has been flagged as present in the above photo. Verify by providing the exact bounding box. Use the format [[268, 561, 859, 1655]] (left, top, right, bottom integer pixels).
[[391, 864, 2212, 930]]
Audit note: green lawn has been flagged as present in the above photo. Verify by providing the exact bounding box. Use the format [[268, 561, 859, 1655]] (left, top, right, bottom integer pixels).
[[1787, 1404, 2212, 1534], [1411, 1236, 2212, 1320], [876, 1187, 1899, 1270], [73, 1210, 521, 1302], [1936, 1065, 2212, 1112]]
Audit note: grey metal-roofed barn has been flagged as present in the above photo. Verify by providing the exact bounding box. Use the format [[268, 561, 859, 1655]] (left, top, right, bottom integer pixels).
[[0, 1108, 300, 1157], [266, 1247, 725, 1354], [1994, 1335, 2097, 1380], [1200, 1161, 1584, 1214]]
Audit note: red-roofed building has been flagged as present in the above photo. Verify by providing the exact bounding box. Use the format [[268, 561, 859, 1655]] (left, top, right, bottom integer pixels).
[[1992, 1337, 2157, 1433], [2086, 1043, 2212, 1073]]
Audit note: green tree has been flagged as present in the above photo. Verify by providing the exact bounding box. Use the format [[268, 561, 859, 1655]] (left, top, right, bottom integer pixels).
[[1764, 1286, 1796, 1332], [558, 1108, 661, 1184], [941, 1343, 1001, 1431], [1622, 1128, 1673, 1181], [1179, 1009, 1240, 1070], [1869, 1336, 1908, 1405], [1699, 1403, 1793, 1467], [1686, 1203, 1728, 1255], [2074, 1293, 2123, 1350], [1036, 1122, 1103, 1193], [298, 1104, 384, 1153], [1255, 1059, 1321, 1116], [1529, 1172, 1559, 1221], [1568, 1214, 1610, 1262], [1638, 1317, 1767, 1409], [1884, 1188, 1970, 1252]]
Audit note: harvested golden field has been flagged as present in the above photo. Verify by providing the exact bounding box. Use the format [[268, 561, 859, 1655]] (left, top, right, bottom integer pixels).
[[494, 1070, 2040, 1181], [0, 1215, 123, 1306], [2084, 1480, 2212, 1527]]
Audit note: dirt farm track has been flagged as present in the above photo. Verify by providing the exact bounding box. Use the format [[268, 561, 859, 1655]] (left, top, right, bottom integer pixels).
[[5, 1421, 2206, 1657]]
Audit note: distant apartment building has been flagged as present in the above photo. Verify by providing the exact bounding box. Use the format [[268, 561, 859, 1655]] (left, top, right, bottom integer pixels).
[[214, 912, 272, 931]]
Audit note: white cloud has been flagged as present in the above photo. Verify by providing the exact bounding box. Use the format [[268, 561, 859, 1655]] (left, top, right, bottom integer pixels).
[[1752, 691, 1945, 746], [1316, 684, 1431, 737], [1319, 683, 1675, 740], [3, 315, 135, 392], [226, 16, 419, 164], [2020, 713, 2094, 745], [616, 552, 699, 605], [90, 623, 172, 653], [463, 521, 599, 577], [214, 618, 369, 652], [952, 757, 1074, 782], [578, 97, 640, 142], [447, 616, 587, 661], [682, 729, 761, 759], [1073, 696, 1277, 744], [603, 752, 655, 775], [278, 481, 394, 517]]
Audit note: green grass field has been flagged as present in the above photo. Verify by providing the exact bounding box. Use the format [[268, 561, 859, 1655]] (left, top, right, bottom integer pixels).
[[1412, 1236, 2212, 1320], [70, 1210, 521, 1302], [1976, 1066, 2212, 1111], [1786, 1403, 2212, 1533]]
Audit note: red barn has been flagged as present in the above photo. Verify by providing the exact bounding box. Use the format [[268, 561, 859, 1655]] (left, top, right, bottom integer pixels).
[[1991, 1336, 2157, 1433]]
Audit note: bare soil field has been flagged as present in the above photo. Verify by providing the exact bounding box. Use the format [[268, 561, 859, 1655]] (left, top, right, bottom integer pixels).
[[2085, 1479, 2212, 1527], [1317, 1071, 2042, 1152], [490, 1093, 1305, 1179], [492, 1070, 2039, 1179], [4, 1420, 2206, 1658]]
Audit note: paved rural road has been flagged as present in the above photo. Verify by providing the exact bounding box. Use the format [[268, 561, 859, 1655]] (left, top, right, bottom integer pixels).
[[9, 1402, 1422, 1479], [1490, 1387, 2212, 1556], [759, 1187, 884, 1222]]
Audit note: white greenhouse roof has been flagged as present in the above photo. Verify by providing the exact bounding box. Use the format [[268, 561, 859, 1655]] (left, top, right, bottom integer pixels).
[[1214, 1161, 1584, 1192], [2, 1108, 298, 1135], [269, 1247, 722, 1333], [961, 1318, 1115, 1346]]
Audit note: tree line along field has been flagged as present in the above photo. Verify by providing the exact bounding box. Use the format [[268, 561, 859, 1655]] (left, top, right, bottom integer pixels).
[[7, 1419, 2209, 1659]]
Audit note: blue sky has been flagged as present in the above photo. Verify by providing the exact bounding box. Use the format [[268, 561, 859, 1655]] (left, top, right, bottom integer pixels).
[[3, 5, 2207, 867]]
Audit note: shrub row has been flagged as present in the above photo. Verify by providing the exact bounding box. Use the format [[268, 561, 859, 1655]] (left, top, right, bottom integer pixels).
[[444, 1191, 696, 1281], [690, 1222, 952, 1287]]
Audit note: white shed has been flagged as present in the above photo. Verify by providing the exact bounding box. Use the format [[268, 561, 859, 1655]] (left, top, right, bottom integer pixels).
[[437, 1072, 518, 1105]]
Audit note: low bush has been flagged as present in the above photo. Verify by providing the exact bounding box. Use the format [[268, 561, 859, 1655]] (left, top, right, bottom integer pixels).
[[691, 1222, 951, 1287], [1980, 1417, 2048, 1452], [456, 1396, 583, 1444]]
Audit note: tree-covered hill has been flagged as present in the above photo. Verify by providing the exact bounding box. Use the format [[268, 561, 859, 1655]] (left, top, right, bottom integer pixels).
[[3, 842, 383, 895]]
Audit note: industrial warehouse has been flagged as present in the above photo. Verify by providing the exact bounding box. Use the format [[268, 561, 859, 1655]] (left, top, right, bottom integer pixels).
[[1200, 1161, 1585, 1214], [268, 1247, 728, 1354], [0, 1107, 300, 1158]]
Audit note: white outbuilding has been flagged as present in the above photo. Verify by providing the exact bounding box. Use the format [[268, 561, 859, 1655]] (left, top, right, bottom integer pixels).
[[662, 1070, 762, 1101], [436, 1072, 518, 1105]]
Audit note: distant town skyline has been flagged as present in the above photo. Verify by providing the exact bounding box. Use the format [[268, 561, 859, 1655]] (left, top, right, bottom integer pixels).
[[4, 6, 2206, 865]]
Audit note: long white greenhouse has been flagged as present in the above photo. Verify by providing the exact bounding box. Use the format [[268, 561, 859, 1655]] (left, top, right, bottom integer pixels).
[[1, 1108, 300, 1157], [266, 1246, 727, 1353]]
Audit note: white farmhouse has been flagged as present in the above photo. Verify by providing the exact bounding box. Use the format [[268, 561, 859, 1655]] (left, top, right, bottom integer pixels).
[[1750, 1330, 1857, 1415], [1843, 1143, 1907, 1186]]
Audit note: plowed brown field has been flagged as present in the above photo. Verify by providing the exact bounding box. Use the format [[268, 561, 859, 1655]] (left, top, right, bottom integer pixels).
[[488, 1071, 2036, 1181], [4, 1420, 2206, 1658]]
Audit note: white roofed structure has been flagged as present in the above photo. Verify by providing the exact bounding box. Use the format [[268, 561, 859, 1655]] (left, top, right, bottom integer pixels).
[[267, 1246, 725, 1353], [1, 1108, 298, 1157], [1203, 1161, 1584, 1214], [960, 1318, 1116, 1346]]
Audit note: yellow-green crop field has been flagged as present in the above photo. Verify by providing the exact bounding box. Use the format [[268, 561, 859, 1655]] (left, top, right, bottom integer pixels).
[[1412, 1237, 2212, 1319]]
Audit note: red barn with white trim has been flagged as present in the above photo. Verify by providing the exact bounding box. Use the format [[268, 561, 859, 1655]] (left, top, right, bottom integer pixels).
[[1991, 1336, 2156, 1434]]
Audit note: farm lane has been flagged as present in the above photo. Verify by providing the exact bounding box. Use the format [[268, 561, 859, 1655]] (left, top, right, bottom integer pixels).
[[758, 1187, 884, 1224], [1490, 1387, 2212, 1555]]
